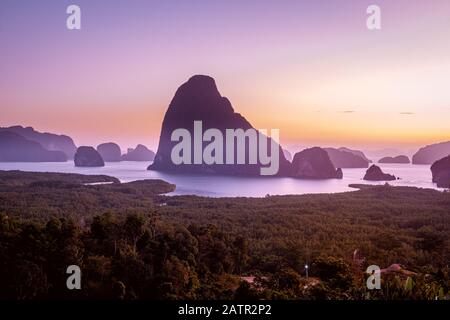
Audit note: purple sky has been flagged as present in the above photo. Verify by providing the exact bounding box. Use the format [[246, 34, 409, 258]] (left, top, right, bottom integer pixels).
[[1, 0, 450, 152]]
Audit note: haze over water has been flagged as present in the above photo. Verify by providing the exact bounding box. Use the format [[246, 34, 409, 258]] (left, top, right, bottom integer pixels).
[[0, 162, 438, 197]]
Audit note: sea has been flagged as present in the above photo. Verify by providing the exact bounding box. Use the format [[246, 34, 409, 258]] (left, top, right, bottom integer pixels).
[[0, 161, 441, 197]]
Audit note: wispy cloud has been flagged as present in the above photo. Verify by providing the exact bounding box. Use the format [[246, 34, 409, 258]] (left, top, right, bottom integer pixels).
[[400, 112, 415, 115], [338, 110, 355, 114]]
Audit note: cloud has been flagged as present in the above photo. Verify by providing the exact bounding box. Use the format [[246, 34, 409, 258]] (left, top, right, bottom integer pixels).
[[338, 110, 355, 114], [400, 112, 415, 115]]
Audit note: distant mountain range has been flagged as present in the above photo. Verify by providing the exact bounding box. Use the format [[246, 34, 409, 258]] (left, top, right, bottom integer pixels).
[[0, 131, 67, 162], [0, 125, 155, 164], [0, 125, 76, 159]]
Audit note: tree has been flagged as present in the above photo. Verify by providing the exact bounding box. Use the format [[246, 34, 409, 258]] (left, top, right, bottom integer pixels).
[[123, 213, 148, 253], [234, 281, 259, 300], [311, 257, 355, 292], [91, 212, 121, 255], [233, 236, 249, 275]]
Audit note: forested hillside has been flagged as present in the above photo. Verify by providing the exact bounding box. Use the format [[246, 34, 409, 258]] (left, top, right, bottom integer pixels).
[[0, 171, 448, 299]]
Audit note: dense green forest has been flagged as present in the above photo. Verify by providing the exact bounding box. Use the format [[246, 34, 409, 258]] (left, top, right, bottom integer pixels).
[[0, 170, 448, 299]]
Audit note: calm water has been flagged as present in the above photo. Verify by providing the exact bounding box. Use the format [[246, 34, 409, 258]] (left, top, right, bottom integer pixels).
[[0, 161, 440, 197]]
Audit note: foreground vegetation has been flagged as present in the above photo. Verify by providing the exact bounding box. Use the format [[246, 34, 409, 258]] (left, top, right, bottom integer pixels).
[[0, 170, 448, 299]]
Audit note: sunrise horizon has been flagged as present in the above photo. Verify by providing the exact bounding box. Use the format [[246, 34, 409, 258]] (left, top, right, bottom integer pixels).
[[2, 0, 450, 153]]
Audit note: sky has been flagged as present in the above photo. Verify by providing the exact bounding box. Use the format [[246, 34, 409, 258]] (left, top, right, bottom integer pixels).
[[1, 0, 450, 153]]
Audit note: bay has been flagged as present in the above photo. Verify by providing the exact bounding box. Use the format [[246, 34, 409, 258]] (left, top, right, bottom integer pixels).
[[0, 161, 439, 197]]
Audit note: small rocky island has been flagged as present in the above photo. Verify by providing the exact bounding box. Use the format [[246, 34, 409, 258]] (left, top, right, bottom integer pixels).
[[291, 147, 343, 179], [97, 143, 122, 162], [378, 155, 410, 164], [74, 146, 105, 167], [363, 165, 396, 181], [122, 144, 155, 161]]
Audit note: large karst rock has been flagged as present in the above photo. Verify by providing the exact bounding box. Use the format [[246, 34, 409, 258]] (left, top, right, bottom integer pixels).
[[0, 126, 77, 159], [122, 144, 155, 161], [324, 147, 369, 168], [291, 147, 342, 179], [97, 143, 122, 162], [74, 146, 104, 167], [148, 75, 290, 176], [0, 131, 67, 162], [412, 141, 450, 164], [363, 165, 396, 181], [431, 155, 450, 188]]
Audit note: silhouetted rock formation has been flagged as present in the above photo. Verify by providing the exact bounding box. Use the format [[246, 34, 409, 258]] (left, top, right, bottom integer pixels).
[[0, 125, 77, 158], [122, 144, 155, 161], [97, 143, 121, 162], [74, 146, 104, 167], [148, 75, 290, 175], [431, 155, 450, 188], [412, 141, 450, 164], [378, 155, 410, 164], [324, 148, 369, 168], [363, 165, 396, 181], [0, 131, 67, 162], [338, 147, 372, 163], [291, 147, 342, 179]]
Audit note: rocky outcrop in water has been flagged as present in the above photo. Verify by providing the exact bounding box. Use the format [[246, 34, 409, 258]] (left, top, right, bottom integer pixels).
[[74, 146, 104, 167], [291, 147, 342, 179], [412, 141, 450, 164], [363, 165, 396, 181], [97, 143, 122, 162], [431, 155, 450, 188], [148, 75, 290, 176], [122, 144, 155, 161], [378, 155, 410, 164]]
